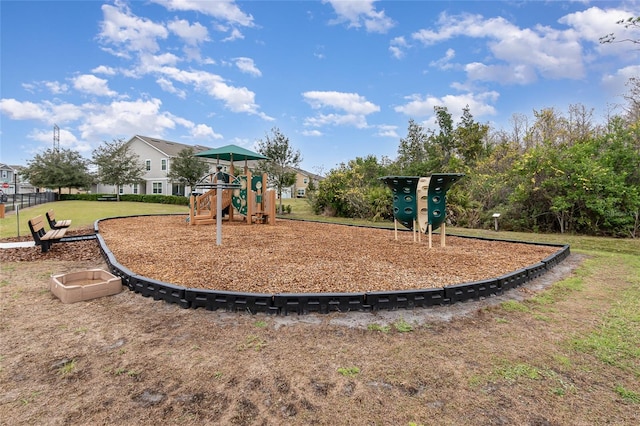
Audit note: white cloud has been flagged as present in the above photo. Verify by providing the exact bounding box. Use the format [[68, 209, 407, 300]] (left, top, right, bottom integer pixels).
[[28, 128, 92, 155], [152, 0, 254, 27], [465, 62, 536, 85], [21, 81, 69, 94], [167, 19, 209, 61], [92, 65, 117, 76], [94, 1, 269, 119], [72, 74, 117, 97], [156, 77, 187, 98], [429, 48, 456, 70], [302, 129, 323, 137], [189, 123, 223, 139], [0, 99, 48, 121], [303, 91, 379, 129], [559, 6, 640, 57], [601, 64, 640, 98], [324, 0, 395, 33], [137, 52, 182, 74], [45, 81, 69, 94], [168, 18, 209, 45], [234, 57, 262, 77], [303, 91, 380, 115], [410, 12, 586, 84], [304, 113, 369, 129], [389, 36, 409, 59], [375, 124, 398, 138], [221, 27, 245, 42], [99, 3, 168, 54], [77, 98, 200, 142], [1, 96, 223, 151], [0, 99, 83, 124], [156, 66, 271, 119], [394, 91, 499, 123]]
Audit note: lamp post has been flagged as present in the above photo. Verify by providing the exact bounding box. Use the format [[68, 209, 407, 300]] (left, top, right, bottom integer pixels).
[[492, 213, 501, 231]]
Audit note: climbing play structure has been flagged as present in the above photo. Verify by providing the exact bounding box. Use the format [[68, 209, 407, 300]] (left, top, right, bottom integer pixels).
[[380, 173, 464, 247], [189, 170, 276, 226]]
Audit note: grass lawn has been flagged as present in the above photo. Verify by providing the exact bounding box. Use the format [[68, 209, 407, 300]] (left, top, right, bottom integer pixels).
[[0, 200, 189, 239], [3, 198, 639, 257], [282, 197, 640, 256]]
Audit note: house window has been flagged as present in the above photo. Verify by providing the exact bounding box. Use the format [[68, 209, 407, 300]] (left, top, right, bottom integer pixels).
[[161, 159, 167, 171], [1, 170, 7, 179], [297, 189, 305, 198], [145, 160, 151, 171], [118, 185, 124, 195], [303, 178, 308, 184], [132, 184, 138, 195], [153, 182, 162, 194]]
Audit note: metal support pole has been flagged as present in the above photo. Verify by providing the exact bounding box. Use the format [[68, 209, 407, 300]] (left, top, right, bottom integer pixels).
[[216, 181, 223, 246]]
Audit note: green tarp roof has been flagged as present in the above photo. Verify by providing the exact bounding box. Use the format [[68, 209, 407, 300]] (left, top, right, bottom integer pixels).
[[194, 144, 268, 162]]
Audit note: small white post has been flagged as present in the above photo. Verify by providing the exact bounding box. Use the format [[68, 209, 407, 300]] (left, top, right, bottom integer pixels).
[[428, 223, 432, 249], [394, 218, 398, 241], [440, 222, 446, 247]]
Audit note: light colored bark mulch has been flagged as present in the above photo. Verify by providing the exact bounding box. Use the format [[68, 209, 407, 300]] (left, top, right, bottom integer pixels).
[[96, 216, 559, 294]]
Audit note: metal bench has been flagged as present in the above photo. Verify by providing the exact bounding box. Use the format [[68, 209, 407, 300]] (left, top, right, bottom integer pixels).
[[28, 215, 67, 253]]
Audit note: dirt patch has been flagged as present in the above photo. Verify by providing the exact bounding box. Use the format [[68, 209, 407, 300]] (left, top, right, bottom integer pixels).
[[3, 218, 637, 425]]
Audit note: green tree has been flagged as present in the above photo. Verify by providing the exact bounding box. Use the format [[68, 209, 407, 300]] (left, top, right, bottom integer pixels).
[[255, 127, 302, 213], [455, 105, 490, 168], [395, 119, 429, 175], [20, 148, 92, 193], [167, 147, 209, 195], [424, 106, 456, 172], [313, 156, 391, 220], [92, 138, 145, 201], [510, 120, 640, 236]]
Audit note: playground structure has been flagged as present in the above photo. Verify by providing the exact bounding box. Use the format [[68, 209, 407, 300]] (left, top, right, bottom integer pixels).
[[380, 173, 464, 248], [189, 169, 276, 227]]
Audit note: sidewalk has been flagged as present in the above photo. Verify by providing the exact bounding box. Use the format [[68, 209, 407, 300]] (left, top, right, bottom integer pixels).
[[0, 241, 35, 249]]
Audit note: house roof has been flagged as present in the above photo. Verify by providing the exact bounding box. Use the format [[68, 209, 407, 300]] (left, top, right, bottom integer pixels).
[[0, 163, 21, 171], [132, 135, 213, 158], [290, 167, 324, 181]]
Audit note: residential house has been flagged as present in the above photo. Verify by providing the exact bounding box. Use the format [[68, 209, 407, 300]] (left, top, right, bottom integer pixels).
[[0, 163, 36, 194], [94, 135, 226, 196], [280, 167, 324, 199]]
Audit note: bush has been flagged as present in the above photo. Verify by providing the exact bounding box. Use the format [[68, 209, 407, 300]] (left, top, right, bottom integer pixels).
[[60, 193, 189, 206]]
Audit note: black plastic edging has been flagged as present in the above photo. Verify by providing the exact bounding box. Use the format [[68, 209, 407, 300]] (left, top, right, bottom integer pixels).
[[95, 215, 571, 315]]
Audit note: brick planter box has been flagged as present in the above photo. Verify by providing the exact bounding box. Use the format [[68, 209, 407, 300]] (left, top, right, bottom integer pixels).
[[50, 269, 122, 304]]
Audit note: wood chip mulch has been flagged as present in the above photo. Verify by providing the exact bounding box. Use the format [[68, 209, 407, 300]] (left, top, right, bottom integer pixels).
[[89, 216, 560, 294]]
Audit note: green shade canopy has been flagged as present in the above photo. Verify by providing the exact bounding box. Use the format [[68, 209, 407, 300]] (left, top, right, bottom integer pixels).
[[195, 144, 268, 162]]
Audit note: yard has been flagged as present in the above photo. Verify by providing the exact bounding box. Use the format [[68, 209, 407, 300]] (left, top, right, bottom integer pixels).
[[0, 201, 638, 425]]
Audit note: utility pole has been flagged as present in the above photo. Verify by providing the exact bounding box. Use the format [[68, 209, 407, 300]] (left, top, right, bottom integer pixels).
[[53, 124, 60, 152]]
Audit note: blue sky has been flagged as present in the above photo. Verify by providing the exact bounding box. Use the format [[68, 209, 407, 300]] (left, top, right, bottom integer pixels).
[[1, 1, 638, 174]]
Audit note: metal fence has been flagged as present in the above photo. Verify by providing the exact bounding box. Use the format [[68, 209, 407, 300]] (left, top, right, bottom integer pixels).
[[0, 192, 57, 213]]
